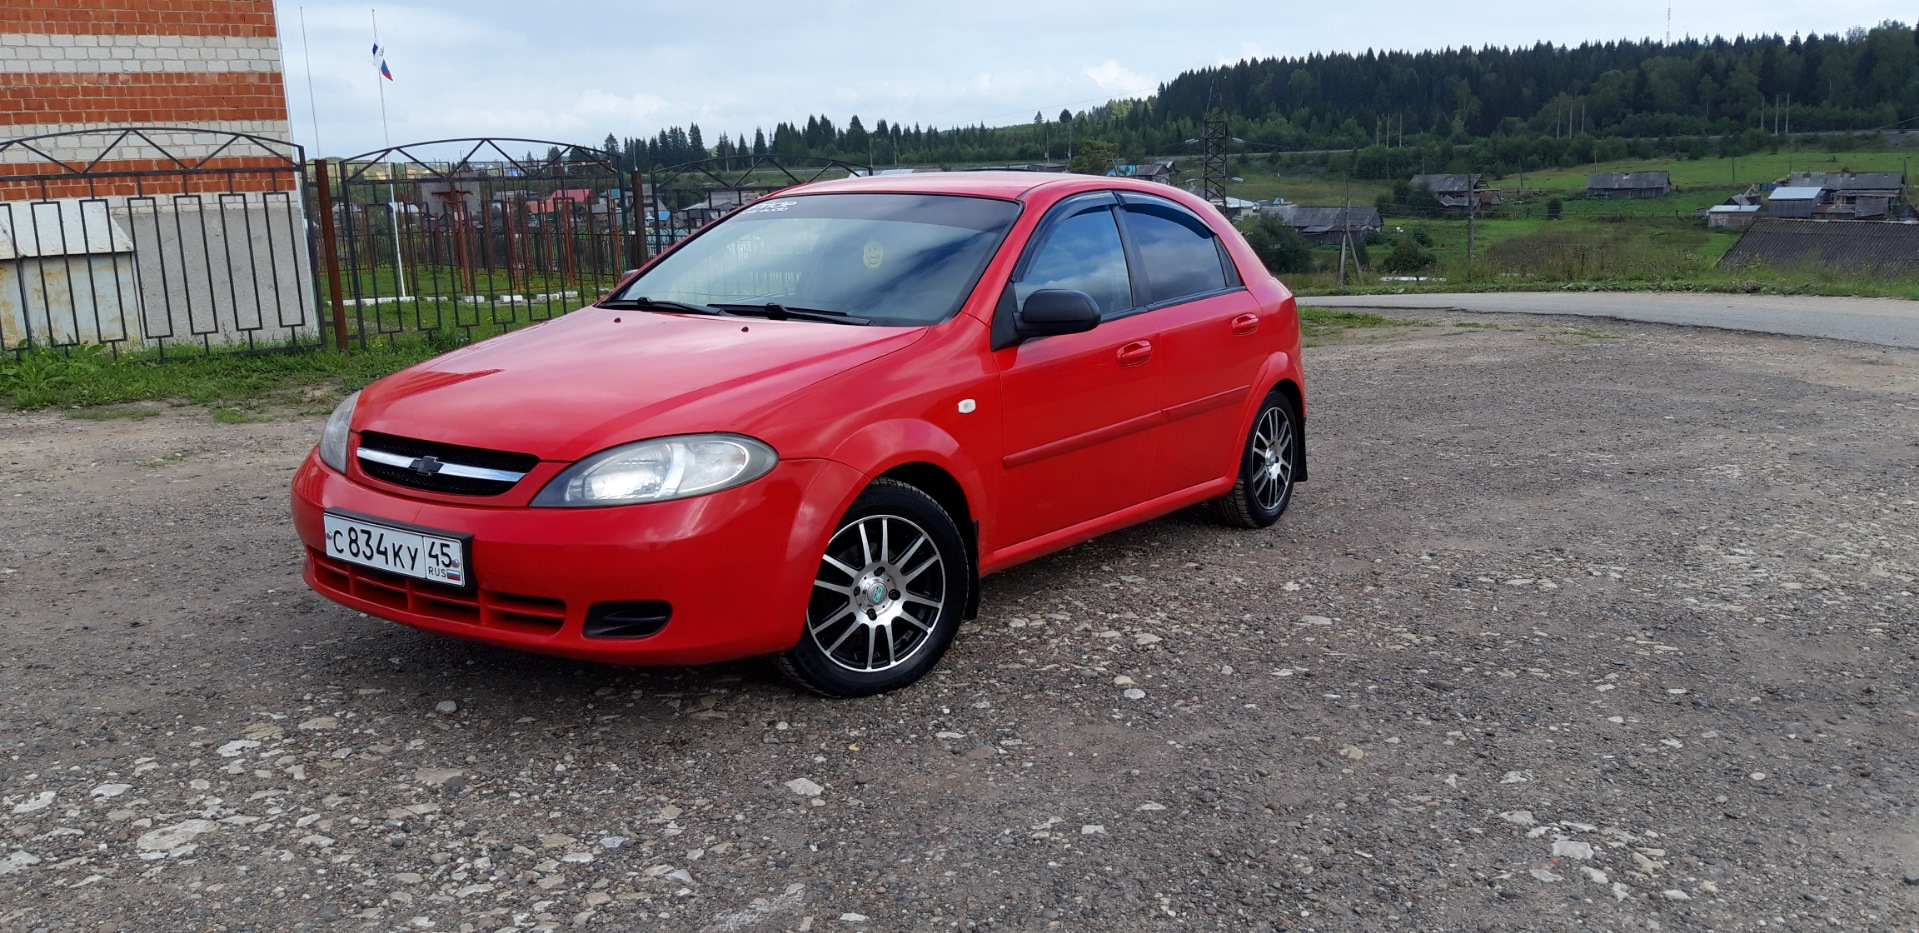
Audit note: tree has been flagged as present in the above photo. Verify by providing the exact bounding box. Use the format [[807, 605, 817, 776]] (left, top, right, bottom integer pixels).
[[1059, 108, 1073, 124], [1070, 140, 1120, 175], [1546, 197, 1564, 220], [1239, 214, 1315, 275], [1379, 237, 1436, 273]]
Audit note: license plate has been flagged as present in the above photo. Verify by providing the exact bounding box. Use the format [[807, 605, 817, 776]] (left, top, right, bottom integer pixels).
[[321, 511, 468, 586]]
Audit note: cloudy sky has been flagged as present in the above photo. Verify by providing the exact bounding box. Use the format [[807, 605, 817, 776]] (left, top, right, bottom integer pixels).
[[276, 0, 1911, 158]]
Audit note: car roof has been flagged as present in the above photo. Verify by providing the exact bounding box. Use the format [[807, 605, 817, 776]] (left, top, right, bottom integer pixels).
[[794, 170, 1188, 203]]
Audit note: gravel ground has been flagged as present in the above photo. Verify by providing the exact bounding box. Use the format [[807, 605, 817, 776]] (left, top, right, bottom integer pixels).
[[2, 311, 1917, 933]]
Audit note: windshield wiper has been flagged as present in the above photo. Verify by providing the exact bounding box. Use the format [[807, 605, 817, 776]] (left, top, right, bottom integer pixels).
[[707, 302, 872, 326], [597, 295, 729, 316]]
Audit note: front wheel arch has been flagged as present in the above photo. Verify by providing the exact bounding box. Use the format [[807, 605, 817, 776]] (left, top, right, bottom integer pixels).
[[879, 463, 981, 620]]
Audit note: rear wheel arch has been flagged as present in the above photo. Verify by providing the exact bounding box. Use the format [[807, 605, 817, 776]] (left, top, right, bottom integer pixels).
[[1270, 378, 1307, 482]]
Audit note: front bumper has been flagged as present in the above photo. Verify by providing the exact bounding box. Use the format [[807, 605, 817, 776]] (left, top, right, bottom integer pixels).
[[291, 450, 863, 665]]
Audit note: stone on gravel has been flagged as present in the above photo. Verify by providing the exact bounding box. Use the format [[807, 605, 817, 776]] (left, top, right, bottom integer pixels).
[[1499, 770, 1533, 784], [9, 790, 53, 814], [839, 914, 869, 923], [1080, 825, 1106, 835], [0, 851, 41, 875], [1530, 869, 1562, 882], [216, 739, 260, 757], [297, 715, 338, 731], [90, 783, 131, 798], [1580, 867, 1610, 884], [1122, 688, 1147, 700], [137, 819, 214, 852], [1299, 615, 1332, 626], [1552, 839, 1595, 860], [1662, 889, 1691, 901], [435, 700, 458, 714], [785, 778, 824, 797], [414, 768, 463, 786], [1498, 810, 1536, 826]]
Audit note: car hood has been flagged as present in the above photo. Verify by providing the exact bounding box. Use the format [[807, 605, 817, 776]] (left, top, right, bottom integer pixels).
[[355, 309, 924, 461]]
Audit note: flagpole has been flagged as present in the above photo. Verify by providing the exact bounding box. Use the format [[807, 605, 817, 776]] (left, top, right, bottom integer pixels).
[[371, 8, 389, 147], [372, 9, 405, 299], [298, 6, 322, 156]]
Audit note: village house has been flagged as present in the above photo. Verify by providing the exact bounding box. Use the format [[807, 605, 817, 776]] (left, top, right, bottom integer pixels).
[[1775, 172, 1908, 220], [1264, 205, 1384, 244], [1409, 174, 1499, 210], [1586, 171, 1672, 199]]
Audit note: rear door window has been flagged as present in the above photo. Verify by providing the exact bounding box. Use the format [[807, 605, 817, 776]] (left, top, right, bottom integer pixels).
[[1120, 195, 1230, 306]]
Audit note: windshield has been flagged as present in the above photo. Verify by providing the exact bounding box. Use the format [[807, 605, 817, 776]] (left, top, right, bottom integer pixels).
[[613, 193, 1021, 326]]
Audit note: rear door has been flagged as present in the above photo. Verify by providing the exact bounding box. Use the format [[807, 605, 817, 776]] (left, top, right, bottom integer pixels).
[[991, 192, 1161, 548], [1117, 191, 1266, 495]]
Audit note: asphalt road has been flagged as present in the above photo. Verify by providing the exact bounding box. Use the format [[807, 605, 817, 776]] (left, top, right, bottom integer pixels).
[[1307, 292, 1919, 349]]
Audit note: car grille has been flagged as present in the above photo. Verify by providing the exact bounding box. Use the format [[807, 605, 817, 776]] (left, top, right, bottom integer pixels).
[[355, 431, 541, 497], [308, 549, 567, 634]]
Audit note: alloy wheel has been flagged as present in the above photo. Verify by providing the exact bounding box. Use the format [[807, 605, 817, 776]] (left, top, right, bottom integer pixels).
[[1250, 406, 1295, 512], [806, 514, 947, 673]]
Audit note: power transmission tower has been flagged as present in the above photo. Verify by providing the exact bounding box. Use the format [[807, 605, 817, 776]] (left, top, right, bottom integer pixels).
[[1201, 111, 1230, 210], [1199, 80, 1230, 210]]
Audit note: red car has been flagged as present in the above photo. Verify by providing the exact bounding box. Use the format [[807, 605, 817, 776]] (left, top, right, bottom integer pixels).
[[293, 172, 1306, 696]]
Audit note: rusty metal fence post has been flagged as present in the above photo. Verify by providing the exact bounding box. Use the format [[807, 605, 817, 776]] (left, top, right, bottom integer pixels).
[[311, 159, 350, 351]]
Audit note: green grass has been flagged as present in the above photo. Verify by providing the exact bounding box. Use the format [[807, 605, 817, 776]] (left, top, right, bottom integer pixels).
[[1296, 306, 1417, 345], [1253, 144, 1919, 300], [2, 338, 453, 411]]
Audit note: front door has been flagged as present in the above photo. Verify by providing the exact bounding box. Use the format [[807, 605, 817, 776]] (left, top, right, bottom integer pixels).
[[993, 194, 1160, 548]]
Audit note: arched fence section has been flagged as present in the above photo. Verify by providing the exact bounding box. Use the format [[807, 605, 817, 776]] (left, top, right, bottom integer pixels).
[[0, 127, 317, 357], [312, 138, 644, 350]]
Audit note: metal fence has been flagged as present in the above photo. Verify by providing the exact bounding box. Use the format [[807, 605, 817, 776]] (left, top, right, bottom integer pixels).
[[0, 127, 318, 357], [0, 132, 876, 359], [642, 155, 870, 258], [312, 138, 642, 350]]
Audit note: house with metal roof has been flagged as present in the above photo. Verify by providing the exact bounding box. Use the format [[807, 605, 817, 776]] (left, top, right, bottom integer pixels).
[[1776, 172, 1907, 220], [1587, 171, 1672, 199], [1765, 186, 1823, 219]]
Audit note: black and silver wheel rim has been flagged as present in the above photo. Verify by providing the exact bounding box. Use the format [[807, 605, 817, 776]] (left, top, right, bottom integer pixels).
[[1251, 406, 1295, 512], [807, 514, 947, 674]]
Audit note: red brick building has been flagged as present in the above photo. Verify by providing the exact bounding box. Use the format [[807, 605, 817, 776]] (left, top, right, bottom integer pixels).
[[0, 2, 311, 351], [0, 0, 295, 195]]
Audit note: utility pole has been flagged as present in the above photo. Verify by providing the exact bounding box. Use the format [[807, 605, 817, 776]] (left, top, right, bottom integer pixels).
[[1466, 178, 1477, 267]]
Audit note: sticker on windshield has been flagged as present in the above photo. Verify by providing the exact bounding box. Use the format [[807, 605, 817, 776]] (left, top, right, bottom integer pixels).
[[862, 239, 885, 269], [743, 199, 800, 215]]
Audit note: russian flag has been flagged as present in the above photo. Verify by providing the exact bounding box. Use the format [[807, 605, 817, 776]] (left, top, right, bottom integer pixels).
[[380, 59, 393, 81]]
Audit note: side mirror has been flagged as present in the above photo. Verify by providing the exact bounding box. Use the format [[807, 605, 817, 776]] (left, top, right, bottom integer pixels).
[[1016, 289, 1101, 338]]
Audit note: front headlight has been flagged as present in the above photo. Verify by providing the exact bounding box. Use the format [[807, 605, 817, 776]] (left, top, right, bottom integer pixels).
[[531, 434, 778, 507], [318, 391, 359, 473]]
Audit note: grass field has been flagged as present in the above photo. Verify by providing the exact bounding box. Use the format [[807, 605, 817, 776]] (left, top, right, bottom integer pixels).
[[1215, 145, 1919, 300]]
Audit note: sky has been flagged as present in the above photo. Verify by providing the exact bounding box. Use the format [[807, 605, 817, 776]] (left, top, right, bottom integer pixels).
[[275, 0, 1912, 159]]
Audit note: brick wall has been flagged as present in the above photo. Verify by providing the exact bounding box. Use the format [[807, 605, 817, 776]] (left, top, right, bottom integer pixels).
[[0, 0, 294, 185]]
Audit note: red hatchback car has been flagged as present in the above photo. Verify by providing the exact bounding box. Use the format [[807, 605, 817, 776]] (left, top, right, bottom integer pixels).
[[293, 172, 1306, 696]]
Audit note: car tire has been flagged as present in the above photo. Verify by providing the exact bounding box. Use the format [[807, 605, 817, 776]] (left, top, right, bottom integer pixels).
[[779, 478, 972, 698], [1210, 390, 1299, 529]]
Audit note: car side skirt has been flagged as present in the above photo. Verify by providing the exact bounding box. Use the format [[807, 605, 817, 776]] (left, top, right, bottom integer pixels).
[[980, 475, 1233, 575]]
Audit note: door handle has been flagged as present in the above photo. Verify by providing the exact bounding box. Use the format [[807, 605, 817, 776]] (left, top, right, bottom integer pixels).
[[1231, 313, 1260, 336], [1117, 341, 1153, 366]]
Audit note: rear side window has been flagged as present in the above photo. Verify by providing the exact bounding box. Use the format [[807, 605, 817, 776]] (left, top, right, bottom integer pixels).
[[1123, 198, 1228, 306], [1015, 206, 1132, 318]]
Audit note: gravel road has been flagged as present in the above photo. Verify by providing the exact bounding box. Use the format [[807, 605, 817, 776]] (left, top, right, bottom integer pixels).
[[1309, 292, 1919, 350], [3, 311, 1918, 933]]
